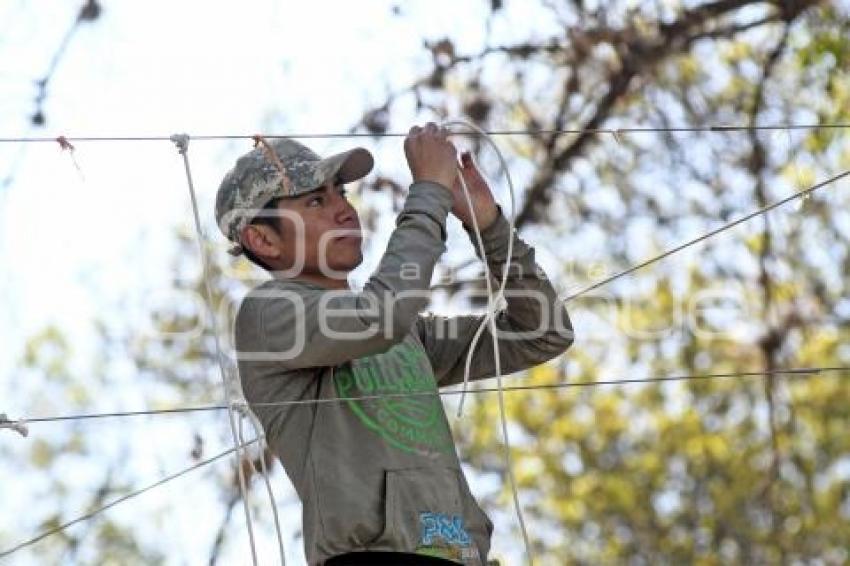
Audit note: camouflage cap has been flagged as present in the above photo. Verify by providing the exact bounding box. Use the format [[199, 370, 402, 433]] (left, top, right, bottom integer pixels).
[[215, 137, 373, 255]]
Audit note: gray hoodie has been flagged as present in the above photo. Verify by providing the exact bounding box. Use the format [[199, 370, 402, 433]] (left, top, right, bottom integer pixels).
[[235, 181, 573, 565]]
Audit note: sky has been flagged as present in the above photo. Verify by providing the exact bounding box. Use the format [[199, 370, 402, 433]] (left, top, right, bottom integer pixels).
[[0, 1, 563, 564]]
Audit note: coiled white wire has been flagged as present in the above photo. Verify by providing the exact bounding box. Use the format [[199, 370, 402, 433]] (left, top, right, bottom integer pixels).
[[443, 120, 534, 565]]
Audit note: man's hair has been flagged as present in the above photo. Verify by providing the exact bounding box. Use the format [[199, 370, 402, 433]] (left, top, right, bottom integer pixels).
[[243, 198, 282, 271]]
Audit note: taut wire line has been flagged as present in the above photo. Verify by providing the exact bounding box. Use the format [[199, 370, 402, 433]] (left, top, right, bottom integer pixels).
[[5, 366, 850, 556], [0, 438, 260, 559], [8, 366, 848, 425], [563, 168, 850, 302], [0, 123, 849, 143]]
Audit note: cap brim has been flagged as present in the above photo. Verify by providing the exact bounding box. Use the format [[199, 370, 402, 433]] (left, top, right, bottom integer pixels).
[[317, 147, 374, 186]]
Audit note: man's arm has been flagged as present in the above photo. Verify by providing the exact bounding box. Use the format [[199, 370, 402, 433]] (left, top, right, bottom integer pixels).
[[415, 209, 574, 387], [236, 124, 460, 369], [237, 180, 452, 368]]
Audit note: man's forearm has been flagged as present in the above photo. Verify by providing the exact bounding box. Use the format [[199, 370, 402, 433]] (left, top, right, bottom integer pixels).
[[464, 211, 573, 351]]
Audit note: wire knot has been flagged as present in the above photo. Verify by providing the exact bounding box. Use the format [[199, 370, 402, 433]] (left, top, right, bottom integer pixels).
[[0, 413, 28, 438], [252, 134, 296, 196], [56, 136, 75, 152], [230, 399, 251, 417], [489, 291, 507, 314], [170, 133, 190, 155]]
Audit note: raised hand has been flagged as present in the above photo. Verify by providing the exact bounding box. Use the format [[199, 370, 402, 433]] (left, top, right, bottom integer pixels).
[[450, 151, 499, 231], [403, 122, 458, 191]]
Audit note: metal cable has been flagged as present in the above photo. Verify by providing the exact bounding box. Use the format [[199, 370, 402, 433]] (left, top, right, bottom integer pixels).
[[0, 123, 849, 144], [6, 366, 848, 426], [0, 438, 259, 559]]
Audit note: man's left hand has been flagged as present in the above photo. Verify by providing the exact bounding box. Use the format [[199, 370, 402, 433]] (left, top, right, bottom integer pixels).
[[450, 151, 500, 231]]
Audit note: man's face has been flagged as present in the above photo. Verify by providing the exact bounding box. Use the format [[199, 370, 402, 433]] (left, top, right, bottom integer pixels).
[[269, 180, 364, 277]]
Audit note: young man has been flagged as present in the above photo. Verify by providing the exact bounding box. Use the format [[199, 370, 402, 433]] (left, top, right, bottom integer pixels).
[[216, 123, 573, 565]]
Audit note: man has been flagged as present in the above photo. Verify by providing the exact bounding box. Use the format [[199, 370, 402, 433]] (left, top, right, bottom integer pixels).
[[216, 123, 573, 565]]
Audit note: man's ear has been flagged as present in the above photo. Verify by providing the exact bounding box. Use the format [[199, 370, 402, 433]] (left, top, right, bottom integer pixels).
[[241, 224, 282, 260]]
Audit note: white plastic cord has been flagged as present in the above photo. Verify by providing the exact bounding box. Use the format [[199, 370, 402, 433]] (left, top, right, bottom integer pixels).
[[170, 134, 260, 566], [443, 120, 533, 565], [237, 404, 287, 565]]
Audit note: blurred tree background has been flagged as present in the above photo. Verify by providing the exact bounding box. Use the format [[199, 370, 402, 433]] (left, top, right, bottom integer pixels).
[[4, 0, 850, 564]]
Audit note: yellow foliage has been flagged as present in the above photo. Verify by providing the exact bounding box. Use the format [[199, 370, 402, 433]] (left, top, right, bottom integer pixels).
[[557, 499, 586, 522], [744, 232, 765, 255], [528, 363, 559, 385], [722, 41, 753, 62], [30, 439, 54, 469], [780, 163, 816, 189]]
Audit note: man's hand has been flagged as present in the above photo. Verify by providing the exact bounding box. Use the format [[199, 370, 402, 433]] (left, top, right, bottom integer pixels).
[[450, 151, 499, 232], [404, 122, 458, 190]]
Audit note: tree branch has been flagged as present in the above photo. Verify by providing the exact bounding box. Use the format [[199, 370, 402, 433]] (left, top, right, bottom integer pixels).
[[514, 0, 822, 228]]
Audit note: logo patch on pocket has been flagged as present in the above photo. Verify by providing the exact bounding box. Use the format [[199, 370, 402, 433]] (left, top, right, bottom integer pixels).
[[419, 512, 472, 546]]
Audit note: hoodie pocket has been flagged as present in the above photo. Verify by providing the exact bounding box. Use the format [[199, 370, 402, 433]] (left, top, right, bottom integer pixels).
[[376, 467, 487, 564]]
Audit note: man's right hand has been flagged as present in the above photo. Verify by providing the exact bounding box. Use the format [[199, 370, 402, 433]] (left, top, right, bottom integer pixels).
[[404, 122, 458, 190]]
